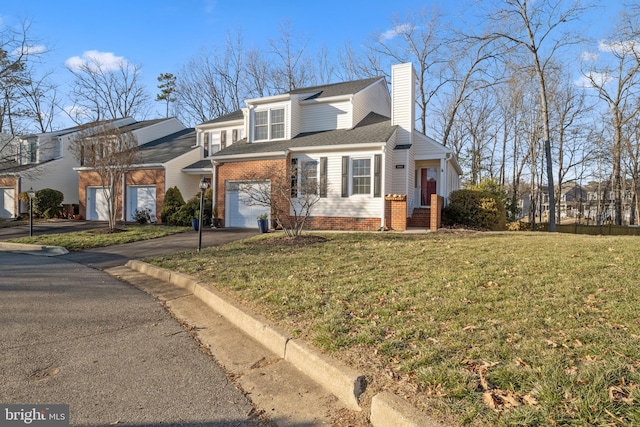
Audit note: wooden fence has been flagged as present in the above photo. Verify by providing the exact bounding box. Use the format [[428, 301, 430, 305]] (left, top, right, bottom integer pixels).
[[535, 222, 640, 236]]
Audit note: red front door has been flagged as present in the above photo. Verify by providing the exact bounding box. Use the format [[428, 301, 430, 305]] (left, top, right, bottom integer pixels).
[[421, 168, 437, 206]]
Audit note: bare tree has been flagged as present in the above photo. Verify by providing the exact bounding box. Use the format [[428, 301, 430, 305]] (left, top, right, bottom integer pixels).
[[368, 8, 447, 134], [268, 20, 316, 92], [239, 158, 326, 238], [582, 8, 640, 225], [70, 122, 138, 230], [487, 0, 591, 231], [175, 32, 245, 125], [67, 55, 150, 123]]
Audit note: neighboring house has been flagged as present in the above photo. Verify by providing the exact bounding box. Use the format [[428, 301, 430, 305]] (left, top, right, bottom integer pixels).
[[0, 117, 185, 219], [75, 124, 201, 222], [201, 62, 462, 230]]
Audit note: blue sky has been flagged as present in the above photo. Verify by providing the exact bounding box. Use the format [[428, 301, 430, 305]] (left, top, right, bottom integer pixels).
[[0, 0, 629, 124]]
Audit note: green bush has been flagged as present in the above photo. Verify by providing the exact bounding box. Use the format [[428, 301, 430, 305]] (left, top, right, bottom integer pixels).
[[161, 186, 185, 225], [442, 189, 506, 230], [34, 188, 64, 218], [170, 193, 212, 226]]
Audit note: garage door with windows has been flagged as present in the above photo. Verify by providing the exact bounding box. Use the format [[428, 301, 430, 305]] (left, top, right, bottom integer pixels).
[[225, 181, 270, 228], [127, 185, 156, 222], [87, 187, 110, 221], [0, 188, 15, 218]]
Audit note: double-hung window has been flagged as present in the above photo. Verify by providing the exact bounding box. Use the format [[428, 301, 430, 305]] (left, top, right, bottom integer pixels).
[[352, 158, 371, 195], [254, 111, 269, 140], [341, 155, 382, 198], [254, 108, 285, 141]]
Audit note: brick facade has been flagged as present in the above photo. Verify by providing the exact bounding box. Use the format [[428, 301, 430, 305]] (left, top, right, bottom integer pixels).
[[216, 158, 388, 231], [385, 195, 407, 231], [78, 168, 165, 222]]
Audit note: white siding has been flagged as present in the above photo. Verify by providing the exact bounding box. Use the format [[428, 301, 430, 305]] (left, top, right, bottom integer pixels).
[[164, 148, 203, 202], [292, 149, 385, 218], [413, 132, 448, 159], [300, 101, 352, 133], [290, 95, 302, 138], [352, 79, 391, 126], [391, 63, 415, 147]]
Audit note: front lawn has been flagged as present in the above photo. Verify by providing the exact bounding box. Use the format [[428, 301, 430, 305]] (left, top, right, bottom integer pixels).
[[9, 225, 189, 251], [147, 232, 640, 426]]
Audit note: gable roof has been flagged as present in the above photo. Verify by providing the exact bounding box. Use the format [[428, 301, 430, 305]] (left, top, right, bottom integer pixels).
[[201, 109, 245, 125], [211, 112, 395, 159], [134, 128, 197, 164], [117, 118, 168, 133], [288, 77, 383, 100]]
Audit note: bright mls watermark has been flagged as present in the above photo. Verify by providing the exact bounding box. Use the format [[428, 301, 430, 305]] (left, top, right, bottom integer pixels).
[[1, 405, 69, 426]]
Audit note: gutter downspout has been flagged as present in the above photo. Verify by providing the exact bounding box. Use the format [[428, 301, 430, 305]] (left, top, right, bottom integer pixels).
[[122, 172, 126, 221], [380, 147, 386, 230]]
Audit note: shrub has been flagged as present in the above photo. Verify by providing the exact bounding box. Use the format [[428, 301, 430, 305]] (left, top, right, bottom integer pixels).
[[134, 207, 152, 224], [469, 178, 520, 222], [170, 193, 212, 226], [34, 188, 64, 218], [161, 186, 185, 225], [442, 189, 506, 230], [506, 220, 532, 231]]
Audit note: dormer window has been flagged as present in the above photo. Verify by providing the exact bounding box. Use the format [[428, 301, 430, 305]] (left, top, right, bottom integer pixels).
[[254, 108, 285, 141]]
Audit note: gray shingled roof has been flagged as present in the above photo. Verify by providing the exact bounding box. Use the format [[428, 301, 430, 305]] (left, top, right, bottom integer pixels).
[[211, 112, 395, 158], [288, 77, 383, 100], [201, 109, 244, 125], [183, 159, 212, 170], [135, 128, 197, 164]]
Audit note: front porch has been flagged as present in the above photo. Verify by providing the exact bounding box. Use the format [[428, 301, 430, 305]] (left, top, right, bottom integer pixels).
[[385, 194, 443, 231]]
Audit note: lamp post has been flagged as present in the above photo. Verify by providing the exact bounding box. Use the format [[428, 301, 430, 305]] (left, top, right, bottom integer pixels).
[[27, 187, 35, 237], [197, 177, 209, 252]]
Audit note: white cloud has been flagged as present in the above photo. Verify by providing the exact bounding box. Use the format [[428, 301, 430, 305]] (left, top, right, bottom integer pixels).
[[580, 51, 598, 61], [599, 39, 640, 56], [65, 50, 127, 72], [575, 71, 613, 89], [379, 23, 414, 42]]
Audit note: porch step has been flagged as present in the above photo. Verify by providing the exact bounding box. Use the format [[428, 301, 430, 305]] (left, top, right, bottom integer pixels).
[[407, 207, 431, 228]]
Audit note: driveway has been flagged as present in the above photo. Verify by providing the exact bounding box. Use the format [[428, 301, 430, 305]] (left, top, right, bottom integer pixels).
[[0, 223, 271, 426], [0, 251, 270, 426]]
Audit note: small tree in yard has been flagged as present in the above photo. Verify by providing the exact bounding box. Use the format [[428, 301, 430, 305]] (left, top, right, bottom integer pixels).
[[239, 159, 326, 238], [71, 121, 138, 231]]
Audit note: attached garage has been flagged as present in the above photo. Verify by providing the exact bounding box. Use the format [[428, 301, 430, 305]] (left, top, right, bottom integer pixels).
[[86, 187, 110, 221], [0, 188, 15, 218], [127, 185, 156, 222], [225, 181, 270, 228]]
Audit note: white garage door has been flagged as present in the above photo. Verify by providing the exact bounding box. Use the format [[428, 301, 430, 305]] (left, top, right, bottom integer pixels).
[[127, 186, 156, 222], [226, 181, 270, 228], [0, 188, 15, 218], [87, 187, 110, 221]]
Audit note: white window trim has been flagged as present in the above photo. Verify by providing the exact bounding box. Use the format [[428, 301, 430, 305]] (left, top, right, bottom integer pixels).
[[292, 158, 319, 198], [350, 156, 372, 196], [253, 107, 286, 142]]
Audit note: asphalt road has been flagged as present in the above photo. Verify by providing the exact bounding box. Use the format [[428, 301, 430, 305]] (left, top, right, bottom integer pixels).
[[0, 226, 269, 426]]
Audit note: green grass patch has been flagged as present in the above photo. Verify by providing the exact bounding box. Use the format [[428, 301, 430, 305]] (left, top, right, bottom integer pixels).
[[146, 232, 640, 426], [9, 225, 189, 251]]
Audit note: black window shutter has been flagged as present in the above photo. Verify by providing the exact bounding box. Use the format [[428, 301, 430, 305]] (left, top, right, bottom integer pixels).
[[374, 154, 382, 197], [290, 158, 298, 198], [341, 156, 349, 197], [320, 157, 328, 198]]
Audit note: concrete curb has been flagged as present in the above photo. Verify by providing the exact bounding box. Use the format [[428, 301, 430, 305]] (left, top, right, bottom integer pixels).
[[370, 391, 443, 427], [125, 259, 364, 411], [0, 242, 68, 256]]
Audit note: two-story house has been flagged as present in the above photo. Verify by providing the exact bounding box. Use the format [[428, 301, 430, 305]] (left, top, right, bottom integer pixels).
[[198, 63, 461, 230], [0, 118, 136, 218], [75, 119, 201, 222]]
